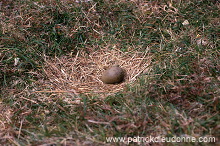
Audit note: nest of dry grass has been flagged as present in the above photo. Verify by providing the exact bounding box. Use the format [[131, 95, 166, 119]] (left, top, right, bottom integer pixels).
[[40, 46, 151, 98]]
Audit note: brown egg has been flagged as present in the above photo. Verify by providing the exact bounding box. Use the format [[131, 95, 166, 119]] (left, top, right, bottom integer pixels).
[[101, 65, 125, 84]]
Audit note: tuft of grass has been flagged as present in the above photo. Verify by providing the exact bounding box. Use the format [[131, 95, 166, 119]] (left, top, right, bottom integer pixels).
[[0, 0, 219, 145]]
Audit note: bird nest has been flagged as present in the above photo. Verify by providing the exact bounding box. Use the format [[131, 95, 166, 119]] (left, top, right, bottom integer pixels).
[[41, 46, 151, 98]]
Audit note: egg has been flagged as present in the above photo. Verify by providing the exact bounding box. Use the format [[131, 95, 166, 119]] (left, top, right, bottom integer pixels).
[[101, 65, 125, 84]]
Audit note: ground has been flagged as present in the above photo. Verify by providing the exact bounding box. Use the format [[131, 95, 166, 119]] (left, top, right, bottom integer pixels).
[[0, 0, 219, 145]]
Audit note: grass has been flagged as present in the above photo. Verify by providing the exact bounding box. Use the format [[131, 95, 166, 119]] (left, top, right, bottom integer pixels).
[[0, 0, 219, 145]]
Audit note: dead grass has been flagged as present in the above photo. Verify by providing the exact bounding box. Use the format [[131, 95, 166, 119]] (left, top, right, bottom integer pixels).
[[40, 46, 151, 98], [0, 102, 17, 145], [0, 0, 219, 145]]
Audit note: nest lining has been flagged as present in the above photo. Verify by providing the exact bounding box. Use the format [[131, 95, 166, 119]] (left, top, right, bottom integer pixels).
[[42, 47, 151, 98]]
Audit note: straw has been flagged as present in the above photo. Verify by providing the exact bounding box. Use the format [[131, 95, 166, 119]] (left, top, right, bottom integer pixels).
[[41, 47, 151, 98]]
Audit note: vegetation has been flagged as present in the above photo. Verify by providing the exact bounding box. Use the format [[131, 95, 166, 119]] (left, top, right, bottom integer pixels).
[[0, 0, 219, 145]]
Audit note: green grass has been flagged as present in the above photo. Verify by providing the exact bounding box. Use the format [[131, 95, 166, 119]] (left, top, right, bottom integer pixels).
[[0, 0, 219, 145]]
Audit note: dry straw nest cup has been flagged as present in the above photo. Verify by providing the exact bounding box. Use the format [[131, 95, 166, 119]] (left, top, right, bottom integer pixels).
[[42, 46, 151, 98]]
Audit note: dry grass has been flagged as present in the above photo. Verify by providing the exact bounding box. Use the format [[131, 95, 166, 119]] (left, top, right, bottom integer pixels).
[[0, 0, 219, 145], [40, 46, 151, 98], [0, 102, 15, 145]]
